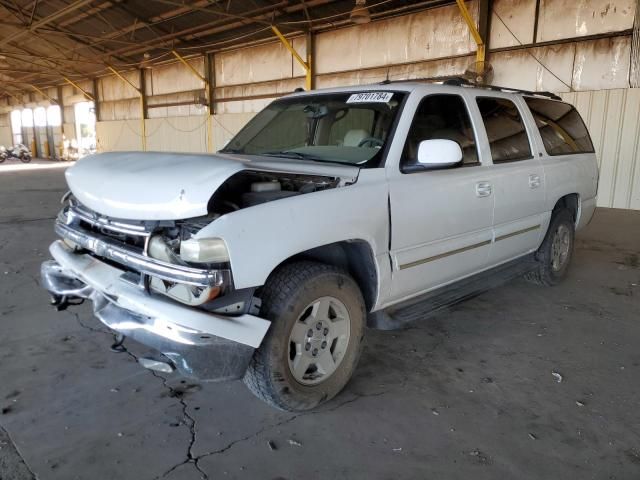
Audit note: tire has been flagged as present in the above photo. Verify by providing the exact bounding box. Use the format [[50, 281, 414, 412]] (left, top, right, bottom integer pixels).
[[19, 154, 31, 163], [525, 208, 575, 286], [244, 261, 366, 411]]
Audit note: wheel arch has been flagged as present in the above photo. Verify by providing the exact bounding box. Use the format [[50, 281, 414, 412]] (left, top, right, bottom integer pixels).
[[552, 193, 580, 225], [263, 240, 380, 313]]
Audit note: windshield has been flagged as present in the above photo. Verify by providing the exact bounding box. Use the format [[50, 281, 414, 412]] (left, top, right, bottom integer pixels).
[[220, 91, 406, 166]]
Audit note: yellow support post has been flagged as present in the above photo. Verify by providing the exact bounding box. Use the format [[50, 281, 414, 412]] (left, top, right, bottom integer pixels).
[[107, 65, 146, 151], [172, 50, 213, 153], [172, 50, 206, 83], [63, 76, 94, 101], [271, 25, 312, 91], [455, 0, 485, 66], [30, 84, 58, 105]]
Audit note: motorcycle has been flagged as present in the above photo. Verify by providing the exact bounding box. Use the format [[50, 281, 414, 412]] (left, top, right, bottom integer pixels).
[[0, 144, 32, 163]]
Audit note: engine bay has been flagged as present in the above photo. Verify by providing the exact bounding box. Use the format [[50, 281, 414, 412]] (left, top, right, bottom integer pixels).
[[207, 170, 339, 215]]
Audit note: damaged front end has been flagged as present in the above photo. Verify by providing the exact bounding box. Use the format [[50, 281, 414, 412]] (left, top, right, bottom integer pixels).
[[41, 196, 270, 381], [41, 152, 355, 382]]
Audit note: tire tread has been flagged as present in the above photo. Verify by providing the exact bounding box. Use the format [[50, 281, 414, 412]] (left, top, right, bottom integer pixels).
[[244, 261, 351, 410]]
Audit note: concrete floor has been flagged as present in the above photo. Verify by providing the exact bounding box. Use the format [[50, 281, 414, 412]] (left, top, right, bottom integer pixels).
[[1, 165, 639, 480]]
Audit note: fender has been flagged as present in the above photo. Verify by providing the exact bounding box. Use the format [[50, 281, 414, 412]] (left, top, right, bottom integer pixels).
[[194, 169, 390, 300]]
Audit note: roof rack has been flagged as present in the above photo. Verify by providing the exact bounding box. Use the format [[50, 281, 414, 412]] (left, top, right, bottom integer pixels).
[[378, 76, 562, 101], [442, 77, 562, 101]]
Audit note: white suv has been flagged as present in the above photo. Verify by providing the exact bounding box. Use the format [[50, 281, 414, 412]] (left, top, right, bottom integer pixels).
[[41, 80, 599, 411]]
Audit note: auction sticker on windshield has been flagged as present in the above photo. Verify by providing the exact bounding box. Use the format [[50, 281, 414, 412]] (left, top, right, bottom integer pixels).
[[346, 92, 394, 103]]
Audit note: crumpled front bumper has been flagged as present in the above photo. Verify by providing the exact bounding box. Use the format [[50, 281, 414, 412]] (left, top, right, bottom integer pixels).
[[41, 240, 271, 381]]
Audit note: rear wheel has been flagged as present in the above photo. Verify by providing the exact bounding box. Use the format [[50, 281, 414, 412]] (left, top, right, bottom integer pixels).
[[526, 208, 575, 286], [244, 261, 365, 411]]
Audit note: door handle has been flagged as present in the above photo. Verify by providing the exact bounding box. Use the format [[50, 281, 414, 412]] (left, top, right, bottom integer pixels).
[[475, 181, 492, 197], [529, 174, 541, 189]]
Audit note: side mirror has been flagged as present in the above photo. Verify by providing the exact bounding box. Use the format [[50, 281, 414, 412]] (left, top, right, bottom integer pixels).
[[417, 139, 463, 169]]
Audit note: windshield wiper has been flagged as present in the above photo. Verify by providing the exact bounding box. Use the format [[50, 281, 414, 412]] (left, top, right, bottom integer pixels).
[[262, 150, 315, 159], [219, 147, 244, 154], [261, 150, 353, 166]]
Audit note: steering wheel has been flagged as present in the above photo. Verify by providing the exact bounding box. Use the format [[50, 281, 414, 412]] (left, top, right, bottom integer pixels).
[[357, 137, 384, 148]]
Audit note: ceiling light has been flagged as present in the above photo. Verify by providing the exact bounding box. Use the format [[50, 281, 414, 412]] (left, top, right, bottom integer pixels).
[[350, 0, 371, 24]]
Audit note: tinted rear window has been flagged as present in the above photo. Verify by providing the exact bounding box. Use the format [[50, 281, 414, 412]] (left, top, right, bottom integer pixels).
[[524, 97, 594, 155], [476, 97, 532, 163]]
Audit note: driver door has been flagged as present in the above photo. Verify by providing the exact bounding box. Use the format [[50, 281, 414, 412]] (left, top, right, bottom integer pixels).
[[386, 93, 495, 303]]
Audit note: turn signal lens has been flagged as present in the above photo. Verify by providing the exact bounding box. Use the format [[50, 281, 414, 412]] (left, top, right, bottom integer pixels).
[[180, 238, 229, 263]]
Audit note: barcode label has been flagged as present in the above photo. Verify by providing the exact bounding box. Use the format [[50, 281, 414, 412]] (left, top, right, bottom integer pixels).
[[346, 92, 394, 103]]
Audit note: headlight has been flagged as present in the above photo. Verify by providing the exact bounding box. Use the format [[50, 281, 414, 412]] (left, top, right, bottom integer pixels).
[[179, 237, 229, 263]]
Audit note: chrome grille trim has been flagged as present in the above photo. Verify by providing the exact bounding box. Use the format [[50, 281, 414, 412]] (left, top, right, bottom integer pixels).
[[55, 220, 227, 288]]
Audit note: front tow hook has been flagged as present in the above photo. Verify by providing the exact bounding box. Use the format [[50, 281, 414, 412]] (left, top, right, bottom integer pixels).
[[50, 294, 68, 311], [110, 333, 127, 353], [50, 294, 84, 311]]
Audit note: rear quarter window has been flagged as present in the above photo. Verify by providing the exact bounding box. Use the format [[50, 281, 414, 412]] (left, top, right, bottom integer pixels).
[[524, 97, 594, 155]]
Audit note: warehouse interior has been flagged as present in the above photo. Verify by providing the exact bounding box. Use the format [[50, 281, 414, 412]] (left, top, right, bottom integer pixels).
[[1, 1, 639, 479], [1, 0, 639, 207]]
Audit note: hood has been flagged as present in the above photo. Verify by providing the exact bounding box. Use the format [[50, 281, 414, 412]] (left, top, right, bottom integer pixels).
[[65, 151, 359, 220]]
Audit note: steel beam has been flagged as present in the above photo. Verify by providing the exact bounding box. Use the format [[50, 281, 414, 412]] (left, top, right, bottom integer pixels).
[[63, 77, 94, 101], [30, 84, 57, 104], [205, 52, 215, 115], [172, 50, 212, 152], [107, 65, 146, 151], [92, 78, 100, 122], [57, 85, 65, 125], [455, 0, 485, 66], [272, 25, 312, 90], [0, 0, 95, 47]]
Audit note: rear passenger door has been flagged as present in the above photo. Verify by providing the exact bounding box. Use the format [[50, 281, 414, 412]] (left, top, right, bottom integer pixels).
[[387, 93, 495, 303], [472, 94, 546, 266]]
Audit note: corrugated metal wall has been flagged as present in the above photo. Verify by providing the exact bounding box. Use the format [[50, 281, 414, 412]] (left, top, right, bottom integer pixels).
[[0, 126, 11, 146], [4, 0, 639, 210], [562, 88, 640, 210], [96, 112, 256, 153]]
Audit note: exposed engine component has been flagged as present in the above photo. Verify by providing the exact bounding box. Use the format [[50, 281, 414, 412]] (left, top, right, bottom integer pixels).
[[251, 180, 281, 192], [60, 168, 340, 309], [148, 235, 184, 265], [208, 170, 339, 214], [242, 178, 313, 206]]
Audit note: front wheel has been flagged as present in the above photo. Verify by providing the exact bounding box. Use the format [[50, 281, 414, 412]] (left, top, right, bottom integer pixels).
[[19, 154, 31, 163], [244, 261, 365, 411], [526, 208, 575, 286]]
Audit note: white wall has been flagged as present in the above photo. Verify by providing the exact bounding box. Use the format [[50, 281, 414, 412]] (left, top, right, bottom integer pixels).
[[563, 88, 640, 210], [7, 0, 639, 209], [0, 126, 11, 147], [96, 112, 256, 153]]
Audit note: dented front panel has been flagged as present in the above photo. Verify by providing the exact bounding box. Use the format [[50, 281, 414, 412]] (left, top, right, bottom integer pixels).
[[65, 151, 359, 220]]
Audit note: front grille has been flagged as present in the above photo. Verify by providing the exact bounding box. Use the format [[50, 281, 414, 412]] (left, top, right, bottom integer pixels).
[[78, 218, 147, 251], [67, 202, 156, 253]]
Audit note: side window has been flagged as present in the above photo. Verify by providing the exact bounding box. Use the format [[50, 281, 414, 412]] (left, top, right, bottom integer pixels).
[[402, 94, 478, 168], [523, 97, 594, 155], [476, 97, 532, 163]]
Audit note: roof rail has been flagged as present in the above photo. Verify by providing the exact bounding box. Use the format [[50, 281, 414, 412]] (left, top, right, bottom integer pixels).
[[442, 77, 562, 100], [378, 76, 562, 101]]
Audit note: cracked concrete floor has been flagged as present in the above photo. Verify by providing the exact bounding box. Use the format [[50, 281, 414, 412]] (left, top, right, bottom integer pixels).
[[1, 166, 639, 480]]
